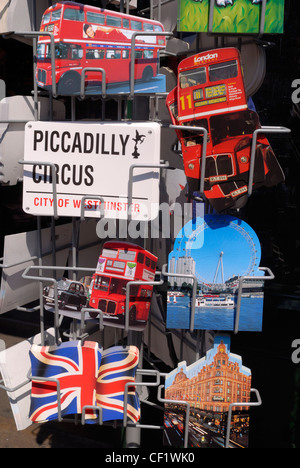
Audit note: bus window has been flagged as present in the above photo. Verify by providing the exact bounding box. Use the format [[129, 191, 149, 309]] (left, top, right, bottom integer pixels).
[[130, 285, 139, 297], [154, 25, 163, 32], [141, 288, 153, 297], [95, 276, 109, 291], [169, 101, 178, 120], [137, 252, 144, 264], [70, 46, 83, 59], [86, 49, 93, 59], [119, 250, 136, 261], [182, 118, 208, 146], [144, 23, 154, 31], [112, 260, 126, 271], [51, 9, 62, 21], [136, 50, 143, 59], [96, 49, 105, 59], [86, 12, 105, 25], [37, 43, 46, 59], [144, 50, 154, 58], [179, 68, 206, 88], [122, 50, 129, 59], [183, 134, 199, 146], [131, 20, 142, 30], [110, 278, 127, 295], [106, 50, 121, 59], [55, 43, 82, 59], [63, 8, 85, 21], [106, 15, 122, 27], [46, 44, 53, 59], [123, 18, 130, 29], [42, 12, 51, 24], [210, 110, 259, 146], [102, 248, 118, 258], [86, 48, 105, 59], [209, 60, 238, 82]]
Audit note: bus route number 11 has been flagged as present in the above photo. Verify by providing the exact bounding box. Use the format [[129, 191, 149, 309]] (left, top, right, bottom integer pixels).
[[179, 94, 192, 111]]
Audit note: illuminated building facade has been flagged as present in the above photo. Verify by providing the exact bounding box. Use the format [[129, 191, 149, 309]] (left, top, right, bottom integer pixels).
[[165, 340, 251, 413]]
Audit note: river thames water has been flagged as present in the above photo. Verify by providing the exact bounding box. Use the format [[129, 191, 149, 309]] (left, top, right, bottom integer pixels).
[[166, 294, 264, 331]]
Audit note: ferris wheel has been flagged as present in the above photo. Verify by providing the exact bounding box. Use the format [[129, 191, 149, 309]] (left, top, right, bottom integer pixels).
[[172, 214, 261, 286]]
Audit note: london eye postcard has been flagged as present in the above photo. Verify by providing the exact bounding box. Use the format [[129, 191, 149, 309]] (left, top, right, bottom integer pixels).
[[166, 214, 266, 332]]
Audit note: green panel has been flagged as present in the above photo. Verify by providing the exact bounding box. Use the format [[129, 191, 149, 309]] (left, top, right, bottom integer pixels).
[[177, 0, 284, 34]]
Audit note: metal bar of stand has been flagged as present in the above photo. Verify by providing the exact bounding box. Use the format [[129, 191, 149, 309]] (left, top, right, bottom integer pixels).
[[157, 384, 190, 448], [248, 126, 291, 196], [37, 217, 45, 344], [81, 406, 103, 425], [19, 159, 59, 219], [127, 161, 170, 223], [123, 369, 161, 428], [169, 124, 208, 195], [125, 274, 164, 332], [27, 372, 62, 421], [1, 31, 56, 96], [80, 68, 106, 99], [234, 266, 274, 334], [161, 264, 198, 333], [129, 32, 173, 98], [0, 377, 31, 393], [80, 196, 105, 221], [225, 388, 262, 448], [22, 264, 98, 344]]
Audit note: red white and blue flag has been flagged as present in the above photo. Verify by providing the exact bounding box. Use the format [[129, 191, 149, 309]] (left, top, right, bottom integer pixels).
[[96, 346, 140, 423], [29, 341, 102, 423], [29, 341, 140, 424]]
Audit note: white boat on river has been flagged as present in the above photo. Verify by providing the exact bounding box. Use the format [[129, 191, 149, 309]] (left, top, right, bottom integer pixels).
[[195, 295, 235, 309]]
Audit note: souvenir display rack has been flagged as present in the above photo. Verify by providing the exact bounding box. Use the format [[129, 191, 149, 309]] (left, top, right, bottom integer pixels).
[[0, 0, 291, 449], [0, 353, 262, 448]]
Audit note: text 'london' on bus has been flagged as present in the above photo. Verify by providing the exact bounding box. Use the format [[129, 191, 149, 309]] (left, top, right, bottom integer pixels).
[[166, 47, 285, 212]]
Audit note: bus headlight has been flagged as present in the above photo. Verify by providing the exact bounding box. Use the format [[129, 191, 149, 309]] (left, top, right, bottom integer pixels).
[[239, 155, 249, 164]]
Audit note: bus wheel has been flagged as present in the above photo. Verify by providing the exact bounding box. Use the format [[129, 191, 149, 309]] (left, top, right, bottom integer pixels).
[[58, 72, 81, 95], [142, 66, 153, 82], [129, 306, 137, 324]]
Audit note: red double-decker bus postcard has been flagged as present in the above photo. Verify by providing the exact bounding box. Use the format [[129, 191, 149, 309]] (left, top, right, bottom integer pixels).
[[43, 241, 158, 332], [36, 2, 167, 95]]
